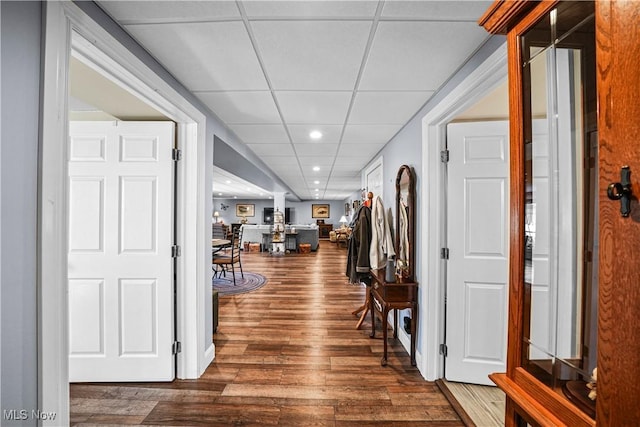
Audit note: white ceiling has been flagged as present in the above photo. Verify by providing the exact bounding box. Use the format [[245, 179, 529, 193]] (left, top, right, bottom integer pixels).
[[94, 0, 493, 200]]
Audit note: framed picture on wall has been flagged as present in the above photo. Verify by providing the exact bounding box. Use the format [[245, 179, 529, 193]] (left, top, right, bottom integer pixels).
[[312, 204, 330, 219], [235, 203, 255, 217]]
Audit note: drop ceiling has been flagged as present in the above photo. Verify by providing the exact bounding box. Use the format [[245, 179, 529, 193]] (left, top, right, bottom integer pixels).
[[93, 0, 493, 200]]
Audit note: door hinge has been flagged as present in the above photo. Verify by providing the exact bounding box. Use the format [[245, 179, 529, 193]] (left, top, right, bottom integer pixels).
[[172, 148, 182, 161], [171, 245, 181, 258], [439, 343, 448, 357], [440, 149, 449, 163], [441, 247, 449, 260], [172, 341, 182, 355]]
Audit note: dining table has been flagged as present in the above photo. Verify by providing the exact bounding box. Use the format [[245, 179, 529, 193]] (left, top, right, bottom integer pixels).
[[212, 238, 231, 254]]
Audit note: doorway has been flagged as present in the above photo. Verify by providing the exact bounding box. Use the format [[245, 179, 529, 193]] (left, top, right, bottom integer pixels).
[[419, 39, 508, 381], [40, 3, 209, 423]]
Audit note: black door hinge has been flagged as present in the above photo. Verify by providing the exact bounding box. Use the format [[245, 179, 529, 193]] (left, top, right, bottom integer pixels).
[[440, 149, 449, 163], [441, 248, 449, 260], [172, 341, 182, 355], [439, 343, 448, 357], [171, 245, 181, 258], [172, 148, 182, 161]]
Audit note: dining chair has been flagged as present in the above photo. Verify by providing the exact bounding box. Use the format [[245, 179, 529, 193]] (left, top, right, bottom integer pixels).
[[212, 227, 243, 285]]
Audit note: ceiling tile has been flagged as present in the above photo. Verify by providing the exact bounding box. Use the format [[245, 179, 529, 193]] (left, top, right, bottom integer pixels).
[[242, 1, 378, 18], [250, 21, 371, 90], [260, 156, 301, 168], [276, 91, 352, 124], [228, 124, 289, 143], [380, 1, 494, 21], [287, 124, 344, 144], [294, 143, 339, 157], [359, 21, 489, 91], [247, 143, 295, 157], [342, 124, 403, 143], [298, 157, 335, 168], [337, 142, 385, 158], [197, 91, 281, 124], [332, 158, 370, 172], [125, 21, 268, 91], [98, 1, 241, 23], [349, 91, 432, 124]]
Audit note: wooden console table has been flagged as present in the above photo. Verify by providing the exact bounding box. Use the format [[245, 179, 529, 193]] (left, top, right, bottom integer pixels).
[[369, 268, 417, 367]]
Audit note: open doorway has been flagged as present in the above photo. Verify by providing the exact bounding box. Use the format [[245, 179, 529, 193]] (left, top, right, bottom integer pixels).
[[40, 3, 209, 423]]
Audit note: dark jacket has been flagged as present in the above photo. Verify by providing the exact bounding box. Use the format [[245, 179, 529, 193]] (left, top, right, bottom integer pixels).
[[346, 205, 371, 284]]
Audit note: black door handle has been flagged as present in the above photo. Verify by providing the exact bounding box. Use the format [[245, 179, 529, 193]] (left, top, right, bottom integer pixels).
[[607, 165, 633, 217]]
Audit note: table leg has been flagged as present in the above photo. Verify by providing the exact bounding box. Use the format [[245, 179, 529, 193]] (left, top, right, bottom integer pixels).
[[369, 289, 376, 339], [381, 306, 389, 366]]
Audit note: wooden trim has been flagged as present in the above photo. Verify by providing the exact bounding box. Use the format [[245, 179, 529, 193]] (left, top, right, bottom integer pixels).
[[505, 28, 525, 379], [492, 372, 595, 427], [513, 369, 595, 427], [435, 380, 477, 427], [595, 1, 640, 424], [491, 373, 565, 426], [478, 0, 538, 34]]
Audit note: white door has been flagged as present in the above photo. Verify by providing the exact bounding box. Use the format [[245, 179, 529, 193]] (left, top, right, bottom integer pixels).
[[445, 121, 509, 385], [366, 160, 383, 200], [68, 121, 175, 382]]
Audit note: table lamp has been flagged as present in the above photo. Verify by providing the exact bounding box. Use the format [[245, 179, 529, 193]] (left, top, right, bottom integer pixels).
[[213, 211, 220, 223], [339, 215, 348, 228]]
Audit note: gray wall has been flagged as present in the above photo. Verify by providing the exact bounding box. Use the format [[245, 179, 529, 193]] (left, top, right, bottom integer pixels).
[[359, 34, 505, 362], [214, 198, 348, 227], [1, 1, 41, 422]]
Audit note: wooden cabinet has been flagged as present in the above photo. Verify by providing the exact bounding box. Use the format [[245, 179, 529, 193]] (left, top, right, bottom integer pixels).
[[318, 223, 333, 239], [480, 1, 640, 425]]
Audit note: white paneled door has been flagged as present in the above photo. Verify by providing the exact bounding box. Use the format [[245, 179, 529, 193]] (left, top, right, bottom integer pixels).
[[68, 121, 175, 382], [445, 121, 509, 386]]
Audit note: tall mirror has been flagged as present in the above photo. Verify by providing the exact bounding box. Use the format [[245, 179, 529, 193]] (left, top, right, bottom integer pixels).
[[395, 165, 415, 283], [520, 1, 597, 414]]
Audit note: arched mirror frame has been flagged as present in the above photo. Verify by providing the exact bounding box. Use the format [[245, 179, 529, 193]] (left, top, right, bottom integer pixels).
[[395, 165, 416, 283]]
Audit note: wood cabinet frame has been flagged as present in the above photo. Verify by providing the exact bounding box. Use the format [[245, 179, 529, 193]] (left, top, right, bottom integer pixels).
[[480, 1, 640, 425]]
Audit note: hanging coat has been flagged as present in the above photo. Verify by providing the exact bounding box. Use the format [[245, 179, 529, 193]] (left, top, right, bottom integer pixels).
[[369, 196, 396, 270]]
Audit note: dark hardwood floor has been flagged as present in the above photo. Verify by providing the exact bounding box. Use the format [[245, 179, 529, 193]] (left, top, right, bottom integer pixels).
[[70, 240, 463, 426]]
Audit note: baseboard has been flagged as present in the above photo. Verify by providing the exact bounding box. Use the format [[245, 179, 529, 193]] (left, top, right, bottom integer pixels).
[[203, 342, 215, 371]]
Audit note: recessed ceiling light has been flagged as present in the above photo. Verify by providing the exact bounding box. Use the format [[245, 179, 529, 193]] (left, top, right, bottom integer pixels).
[[314, 180, 320, 185], [218, 192, 223, 196], [225, 180, 231, 184], [313, 166, 320, 172], [309, 130, 322, 140]]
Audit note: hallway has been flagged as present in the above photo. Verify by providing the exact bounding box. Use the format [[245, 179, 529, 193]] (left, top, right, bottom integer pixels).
[[70, 241, 463, 425]]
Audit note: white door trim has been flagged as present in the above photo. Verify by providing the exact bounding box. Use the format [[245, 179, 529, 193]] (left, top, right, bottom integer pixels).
[[40, 2, 209, 424], [419, 42, 508, 381]]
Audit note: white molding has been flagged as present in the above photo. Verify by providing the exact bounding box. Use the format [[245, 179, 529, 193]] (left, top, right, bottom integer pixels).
[[40, 2, 209, 423], [419, 42, 508, 381], [39, 3, 71, 425], [204, 342, 215, 369]]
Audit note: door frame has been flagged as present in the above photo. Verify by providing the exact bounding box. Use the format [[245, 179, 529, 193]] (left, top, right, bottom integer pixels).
[[40, 2, 209, 424], [419, 42, 508, 381]]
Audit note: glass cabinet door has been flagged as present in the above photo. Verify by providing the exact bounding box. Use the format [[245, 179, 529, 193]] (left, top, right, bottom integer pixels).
[[520, 1, 598, 416]]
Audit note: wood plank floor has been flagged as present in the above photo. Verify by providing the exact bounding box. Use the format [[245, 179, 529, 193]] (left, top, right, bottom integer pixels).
[[70, 241, 464, 426]]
